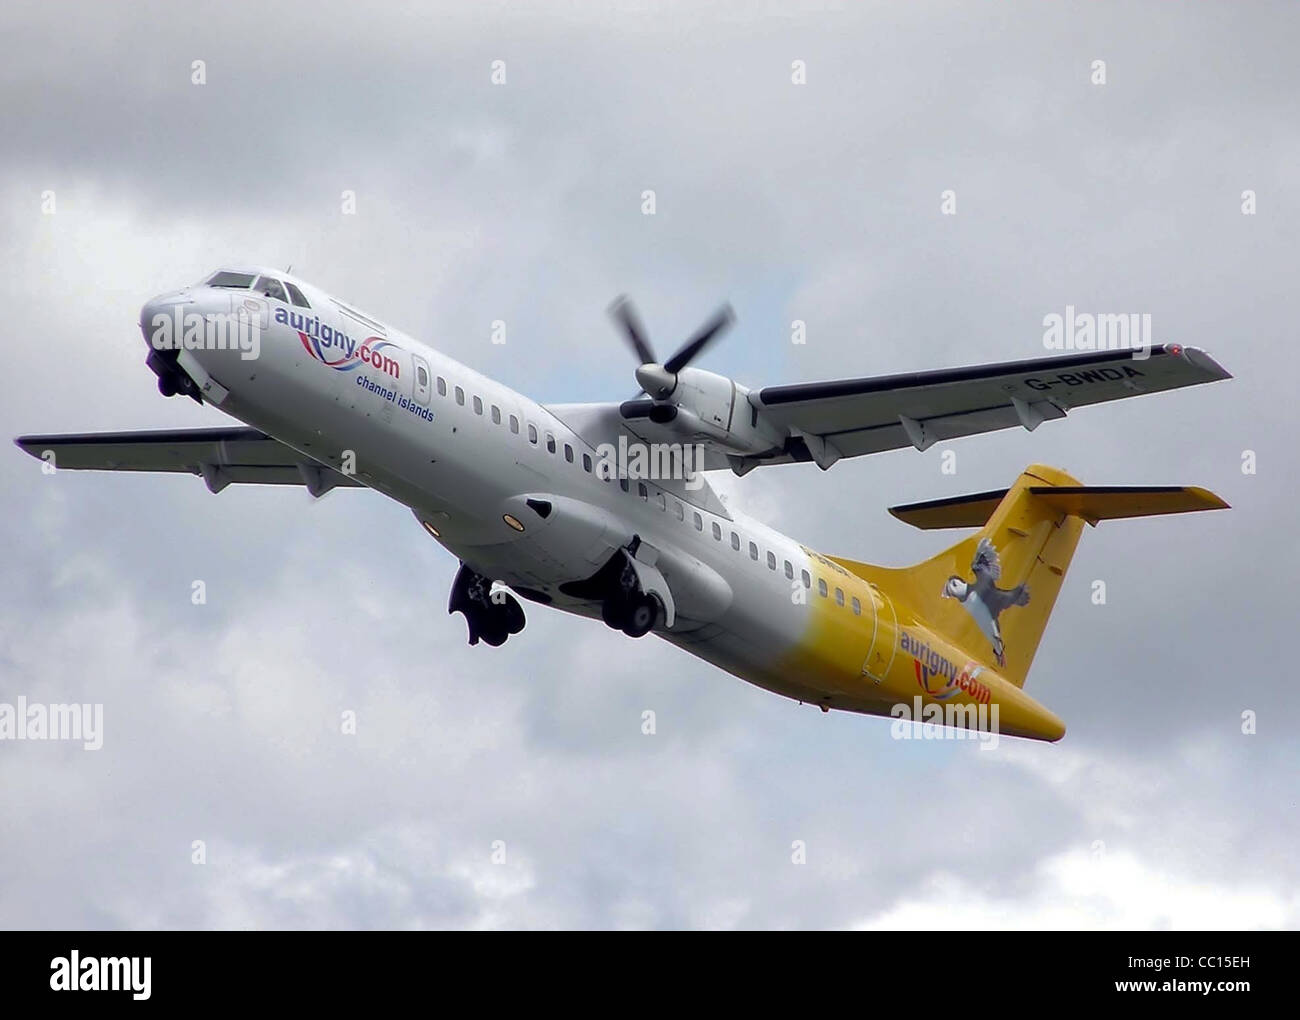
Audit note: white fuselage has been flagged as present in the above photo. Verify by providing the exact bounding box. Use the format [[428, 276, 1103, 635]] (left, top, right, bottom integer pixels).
[[143, 270, 856, 711]]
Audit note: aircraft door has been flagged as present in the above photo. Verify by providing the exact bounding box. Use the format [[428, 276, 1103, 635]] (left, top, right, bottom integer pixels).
[[411, 355, 432, 406], [861, 583, 897, 684]]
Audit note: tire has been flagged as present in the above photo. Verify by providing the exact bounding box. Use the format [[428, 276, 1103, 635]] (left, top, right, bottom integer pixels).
[[601, 595, 629, 630], [503, 597, 526, 635], [622, 593, 660, 638]]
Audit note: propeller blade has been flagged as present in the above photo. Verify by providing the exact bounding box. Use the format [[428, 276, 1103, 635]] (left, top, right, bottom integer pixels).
[[663, 304, 735, 375], [607, 295, 656, 367]]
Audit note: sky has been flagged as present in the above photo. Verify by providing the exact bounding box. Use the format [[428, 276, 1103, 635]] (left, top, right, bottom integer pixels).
[[0, 0, 1296, 929]]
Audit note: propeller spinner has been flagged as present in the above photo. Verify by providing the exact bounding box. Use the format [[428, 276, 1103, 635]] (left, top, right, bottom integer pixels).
[[608, 296, 735, 402]]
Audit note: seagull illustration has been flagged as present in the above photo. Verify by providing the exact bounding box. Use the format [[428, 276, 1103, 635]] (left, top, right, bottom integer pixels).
[[941, 537, 1030, 667]]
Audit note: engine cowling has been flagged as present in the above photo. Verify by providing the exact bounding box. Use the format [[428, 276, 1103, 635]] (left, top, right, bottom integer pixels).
[[651, 368, 785, 457]]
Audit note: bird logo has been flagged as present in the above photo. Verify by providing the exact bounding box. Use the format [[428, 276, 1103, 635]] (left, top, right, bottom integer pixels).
[[941, 537, 1030, 667]]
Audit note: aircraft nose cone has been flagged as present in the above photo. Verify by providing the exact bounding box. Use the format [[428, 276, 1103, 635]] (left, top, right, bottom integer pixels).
[[140, 297, 173, 352], [140, 290, 190, 348]]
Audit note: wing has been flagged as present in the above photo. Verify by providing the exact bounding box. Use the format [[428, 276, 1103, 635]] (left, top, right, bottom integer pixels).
[[14, 427, 364, 496], [971, 536, 1001, 583], [748, 344, 1229, 467]]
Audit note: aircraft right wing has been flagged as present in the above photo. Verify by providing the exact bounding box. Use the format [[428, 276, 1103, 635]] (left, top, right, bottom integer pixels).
[[14, 427, 364, 496]]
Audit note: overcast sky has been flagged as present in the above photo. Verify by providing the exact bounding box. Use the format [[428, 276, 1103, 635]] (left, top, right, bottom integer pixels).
[[1, 0, 1296, 929]]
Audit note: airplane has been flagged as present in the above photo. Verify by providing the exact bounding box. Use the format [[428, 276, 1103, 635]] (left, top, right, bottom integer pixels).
[[16, 266, 1232, 741]]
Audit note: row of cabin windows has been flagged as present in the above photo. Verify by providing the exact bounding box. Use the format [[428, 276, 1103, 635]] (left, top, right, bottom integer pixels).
[[433, 374, 595, 475], [428, 371, 861, 613], [697, 514, 864, 615]]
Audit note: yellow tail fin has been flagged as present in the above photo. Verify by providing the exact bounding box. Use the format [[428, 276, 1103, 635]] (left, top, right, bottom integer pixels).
[[833, 465, 1228, 688]]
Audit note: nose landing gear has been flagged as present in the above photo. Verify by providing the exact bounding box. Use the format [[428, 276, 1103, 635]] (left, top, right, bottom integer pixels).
[[147, 349, 201, 403], [449, 563, 526, 647]]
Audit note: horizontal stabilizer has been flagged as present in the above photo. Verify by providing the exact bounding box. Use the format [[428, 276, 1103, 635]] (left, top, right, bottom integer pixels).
[[891, 484, 1228, 530], [1028, 485, 1229, 524], [888, 488, 1010, 529]]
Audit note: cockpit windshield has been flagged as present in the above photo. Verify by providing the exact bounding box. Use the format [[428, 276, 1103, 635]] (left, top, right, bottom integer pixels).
[[205, 270, 256, 289]]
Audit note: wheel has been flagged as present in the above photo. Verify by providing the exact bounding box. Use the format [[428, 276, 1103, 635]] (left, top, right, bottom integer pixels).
[[480, 618, 508, 646], [602, 595, 629, 630], [502, 596, 526, 635], [622, 593, 660, 638]]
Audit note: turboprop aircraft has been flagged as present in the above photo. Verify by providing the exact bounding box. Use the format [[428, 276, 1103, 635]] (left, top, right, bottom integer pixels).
[[16, 267, 1232, 741]]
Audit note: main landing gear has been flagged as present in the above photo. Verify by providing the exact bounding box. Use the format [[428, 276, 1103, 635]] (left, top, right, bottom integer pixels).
[[558, 544, 663, 639], [449, 563, 526, 647], [599, 551, 663, 639]]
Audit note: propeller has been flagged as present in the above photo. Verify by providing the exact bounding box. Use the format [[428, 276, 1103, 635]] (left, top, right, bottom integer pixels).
[[608, 296, 735, 402]]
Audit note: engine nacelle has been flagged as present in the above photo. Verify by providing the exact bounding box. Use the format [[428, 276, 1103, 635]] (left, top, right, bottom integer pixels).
[[663, 368, 785, 457]]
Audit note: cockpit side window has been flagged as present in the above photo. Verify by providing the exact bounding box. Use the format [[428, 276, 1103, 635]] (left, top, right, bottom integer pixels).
[[254, 276, 288, 303], [283, 281, 311, 308], [206, 271, 255, 289]]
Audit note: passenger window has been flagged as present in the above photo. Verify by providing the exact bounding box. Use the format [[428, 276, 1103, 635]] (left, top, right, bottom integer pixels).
[[491, 405, 501, 425], [473, 396, 483, 415], [674, 501, 684, 521], [620, 478, 630, 492], [564, 444, 574, 463], [546, 433, 556, 454], [417, 365, 429, 389], [785, 561, 794, 579], [694, 512, 703, 531], [801, 570, 811, 589], [851, 596, 861, 616], [835, 587, 844, 606], [254, 276, 288, 303], [657, 493, 666, 511], [455, 386, 465, 406], [730, 532, 740, 551], [712, 522, 722, 540], [583, 453, 592, 472], [638, 482, 648, 501], [767, 551, 776, 570], [818, 579, 828, 598], [749, 541, 759, 561], [436, 376, 446, 397], [509, 414, 519, 434], [284, 281, 311, 308]]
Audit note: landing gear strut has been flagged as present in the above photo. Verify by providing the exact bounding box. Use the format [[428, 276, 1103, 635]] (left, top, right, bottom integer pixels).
[[449, 563, 526, 647]]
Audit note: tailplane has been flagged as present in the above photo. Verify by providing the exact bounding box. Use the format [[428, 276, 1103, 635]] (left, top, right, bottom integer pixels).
[[834, 465, 1227, 688]]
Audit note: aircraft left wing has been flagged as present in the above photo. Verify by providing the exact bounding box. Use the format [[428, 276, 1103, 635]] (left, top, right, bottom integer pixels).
[[740, 344, 1230, 471], [14, 427, 364, 496]]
